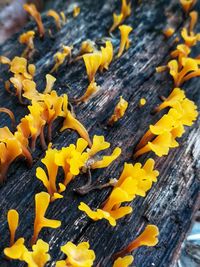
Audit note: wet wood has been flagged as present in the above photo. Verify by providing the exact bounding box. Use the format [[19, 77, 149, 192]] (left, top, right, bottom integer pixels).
[[0, 0, 199, 266]]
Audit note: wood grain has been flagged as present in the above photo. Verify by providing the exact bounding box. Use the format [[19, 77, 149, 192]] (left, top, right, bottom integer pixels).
[[0, 0, 199, 266]]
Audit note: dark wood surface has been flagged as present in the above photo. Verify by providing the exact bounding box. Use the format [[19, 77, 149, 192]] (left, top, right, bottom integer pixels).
[[0, 0, 199, 266]]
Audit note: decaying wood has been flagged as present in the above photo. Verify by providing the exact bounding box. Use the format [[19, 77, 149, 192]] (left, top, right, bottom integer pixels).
[[0, 0, 199, 266]]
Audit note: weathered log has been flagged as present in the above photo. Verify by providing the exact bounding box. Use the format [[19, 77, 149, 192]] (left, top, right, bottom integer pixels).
[[0, 0, 199, 266]]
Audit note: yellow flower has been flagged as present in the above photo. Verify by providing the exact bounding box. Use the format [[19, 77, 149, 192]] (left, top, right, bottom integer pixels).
[[113, 255, 134, 267], [23, 239, 50, 267], [36, 146, 65, 201], [108, 96, 128, 125], [117, 25, 133, 58], [51, 46, 73, 73], [73, 6, 80, 17], [75, 81, 100, 103], [7, 210, 19, 246], [83, 52, 102, 82], [23, 4, 45, 37], [163, 27, 175, 38], [109, 0, 131, 33], [99, 41, 113, 72], [113, 225, 159, 259], [47, 9, 61, 30], [56, 241, 95, 267], [31, 192, 61, 244], [180, 0, 197, 13], [19, 31, 35, 58]]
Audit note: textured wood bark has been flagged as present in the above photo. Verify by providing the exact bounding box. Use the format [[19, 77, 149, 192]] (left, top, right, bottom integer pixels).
[[0, 0, 199, 266]]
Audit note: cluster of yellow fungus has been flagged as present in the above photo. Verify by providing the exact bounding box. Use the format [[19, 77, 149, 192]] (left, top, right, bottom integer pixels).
[[23, 3, 45, 38], [158, 9, 200, 87], [108, 96, 128, 125], [79, 159, 158, 226], [4, 193, 60, 266], [135, 90, 198, 158], [0, 56, 91, 181], [109, 0, 131, 33], [51, 45, 73, 73], [76, 41, 114, 102], [36, 135, 121, 201], [56, 241, 95, 267], [113, 225, 159, 266], [19, 31, 35, 58]]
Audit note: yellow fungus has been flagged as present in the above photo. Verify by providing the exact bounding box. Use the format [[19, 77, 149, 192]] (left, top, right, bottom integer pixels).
[[4, 238, 27, 260], [31, 192, 61, 245], [117, 25, 133, 58], [76, 81, 100, 103], [180, 0, 197, 13], [0, 107, 16, 128], [171, 44, 191, 65], [19, 31, 35, 58], [163, 27, 175, 38], [23, 4, 45, 37], [168, 58, 200, 86], [109, 0, 131, 33], [181, 27, 200, 47], [23, 239, 50, 267], [47, 9, 61, 30], [155, 88, 186, 112], [4, 239, 50, 266], [36, 146, 65, 201], [24, 4, 45, 37], [139, 98, 146, 107], [73, 6, 80, 17], [113, 255, 134, 267], [83, 52, 102, 82], [60, 11, 67, 24], [7, 210, 19, 246], [100, 41, 114, 72], [0, 55, 11, 65], [0, 127, 32, 183], [51, 46, 73, 73], [189, 11, 198, 32], [109, 13, 124, 33], [79, 158, 157, 225], [108, 96, 128, 125], [113, 225, 159, 259], [56, 241, 95, 267]]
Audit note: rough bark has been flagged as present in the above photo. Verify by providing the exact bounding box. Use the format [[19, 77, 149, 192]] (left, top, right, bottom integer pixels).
[[0, 0, 199, 266]]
